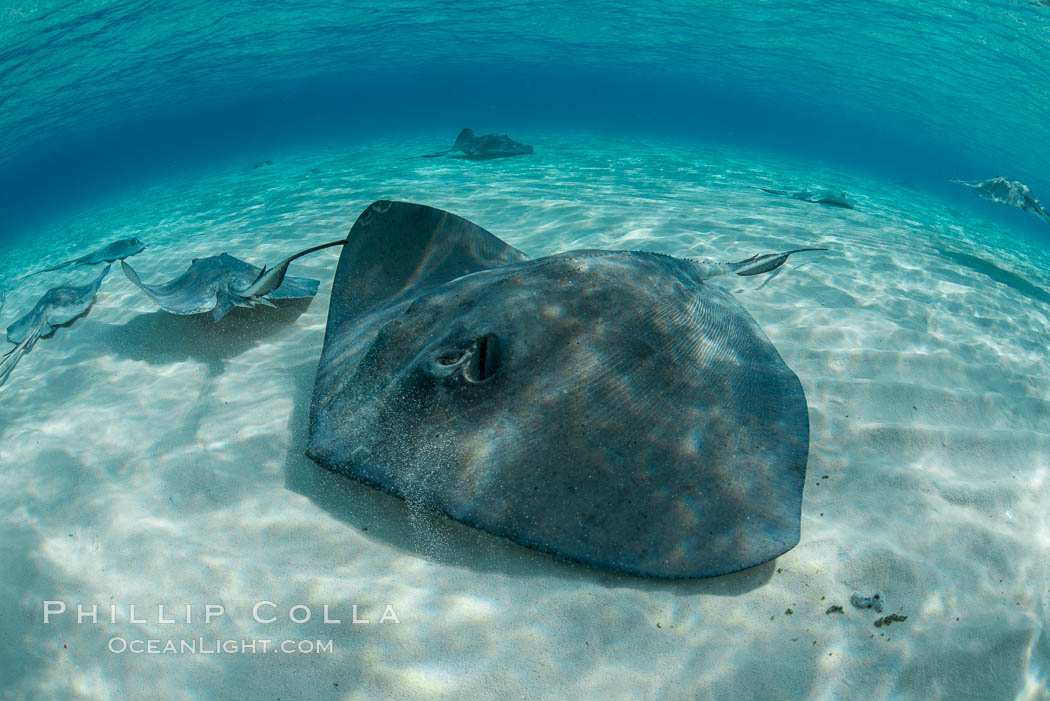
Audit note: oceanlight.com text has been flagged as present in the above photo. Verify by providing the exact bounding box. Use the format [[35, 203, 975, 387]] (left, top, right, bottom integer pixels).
[[107, 638, 335, 655]]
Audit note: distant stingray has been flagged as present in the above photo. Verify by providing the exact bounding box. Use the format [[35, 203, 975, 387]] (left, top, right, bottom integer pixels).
[[1, 265, 110, 387], [950, 177, 1050, 226], [0, 289, 5, 315], [415, 128, 534, 160], [751, 186, 854, 209], [122, 240, 346, 322], [307, 200, 824, 578], [19, 238, 145, 280]]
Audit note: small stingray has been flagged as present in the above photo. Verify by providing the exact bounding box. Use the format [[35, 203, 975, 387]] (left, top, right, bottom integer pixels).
[[1, 265, 110, 387], [307, 200, 823, 578], [19, 237, 145, 280], [950, 176, 1050, 226], [122, 240, 346, 322], [0, 289, 5, 315], [415, 128, 534, 160], [752, 186, 855, 209]]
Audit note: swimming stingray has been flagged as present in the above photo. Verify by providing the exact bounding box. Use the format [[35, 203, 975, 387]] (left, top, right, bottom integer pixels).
[[122, 240, 347, 322], [307, 200, 822, 578], [19, 237, 145, 280], [950, 176, 1050, 226], [415, 128, 534, 160], [751, 186, 854, 209], [1, 265, 110, 387]]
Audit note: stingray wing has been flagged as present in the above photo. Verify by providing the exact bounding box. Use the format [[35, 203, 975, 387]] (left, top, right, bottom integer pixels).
[[124, 252, 320, 316], [320, 200, 528, 336], [121, 254, 253, 315], [454, 133, 533, 159], [2, 265, 110, 386], [265, 275, 319, 299], [42, 264, 111, 328], [8, 265, 110, 343], [93, 238, 146, 263], [6, 298, 50, 344], [809, 190, 853, 208]]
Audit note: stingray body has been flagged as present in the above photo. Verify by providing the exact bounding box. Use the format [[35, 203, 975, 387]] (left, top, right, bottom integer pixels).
[[20, 237, 145, 280], [418, 128, 534, 160], [753, 186, 854, 209], [950, 177, 1050, 225], [1, 265, 110, 387], [307, 201, 817, 578], [121, 241, 345, 322]]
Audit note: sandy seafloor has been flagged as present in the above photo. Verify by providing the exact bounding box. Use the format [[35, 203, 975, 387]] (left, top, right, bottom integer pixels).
[[0, 133, 1048, 700]]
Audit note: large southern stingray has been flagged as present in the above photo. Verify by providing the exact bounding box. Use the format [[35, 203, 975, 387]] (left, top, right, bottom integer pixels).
[[950, 176, 1050, 226], [122, 240, 346, 322], [1, 265, 110, 387], [19, 237, 145, 280], [415, 128, 534, 160], [752, 186, 854, 209], [307, 200, 821, 578]]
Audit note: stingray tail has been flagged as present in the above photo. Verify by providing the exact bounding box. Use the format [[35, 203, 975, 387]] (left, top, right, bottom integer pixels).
[[691, 248, 827, 279], [247, 239, 349, 286], [730, 248, 828, 276], [404, 149, 453, 160], [0, 328, 41, 388], [750, 185, 791, 196], [264, 239, 349, 277], [239, 239, 349, 299], [18, 259, 75, 281]]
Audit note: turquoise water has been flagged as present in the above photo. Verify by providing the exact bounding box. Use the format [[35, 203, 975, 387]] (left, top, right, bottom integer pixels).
[[1, 3, 1050, 701], [2, 1, 1050, 241]]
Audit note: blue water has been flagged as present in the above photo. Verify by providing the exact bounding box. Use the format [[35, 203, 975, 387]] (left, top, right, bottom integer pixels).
[[2, 4, 1050, 701], [2, 1, 1050, 243]]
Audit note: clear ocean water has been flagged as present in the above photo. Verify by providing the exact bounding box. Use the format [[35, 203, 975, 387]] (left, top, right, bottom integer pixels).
[[1, 3, 1049, 700]]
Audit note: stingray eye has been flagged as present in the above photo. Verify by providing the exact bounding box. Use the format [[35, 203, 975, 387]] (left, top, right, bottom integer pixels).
[[425, 346, 472, 379], [438, 351, 464, 365]]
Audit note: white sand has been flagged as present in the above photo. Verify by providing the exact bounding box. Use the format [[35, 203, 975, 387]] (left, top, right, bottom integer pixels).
[[0, 134, 1048, 700]]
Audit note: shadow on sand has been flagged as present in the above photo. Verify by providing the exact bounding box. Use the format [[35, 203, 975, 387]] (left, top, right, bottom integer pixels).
[[100, 299, 313, 374], [937, 247, 1050, 306]]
